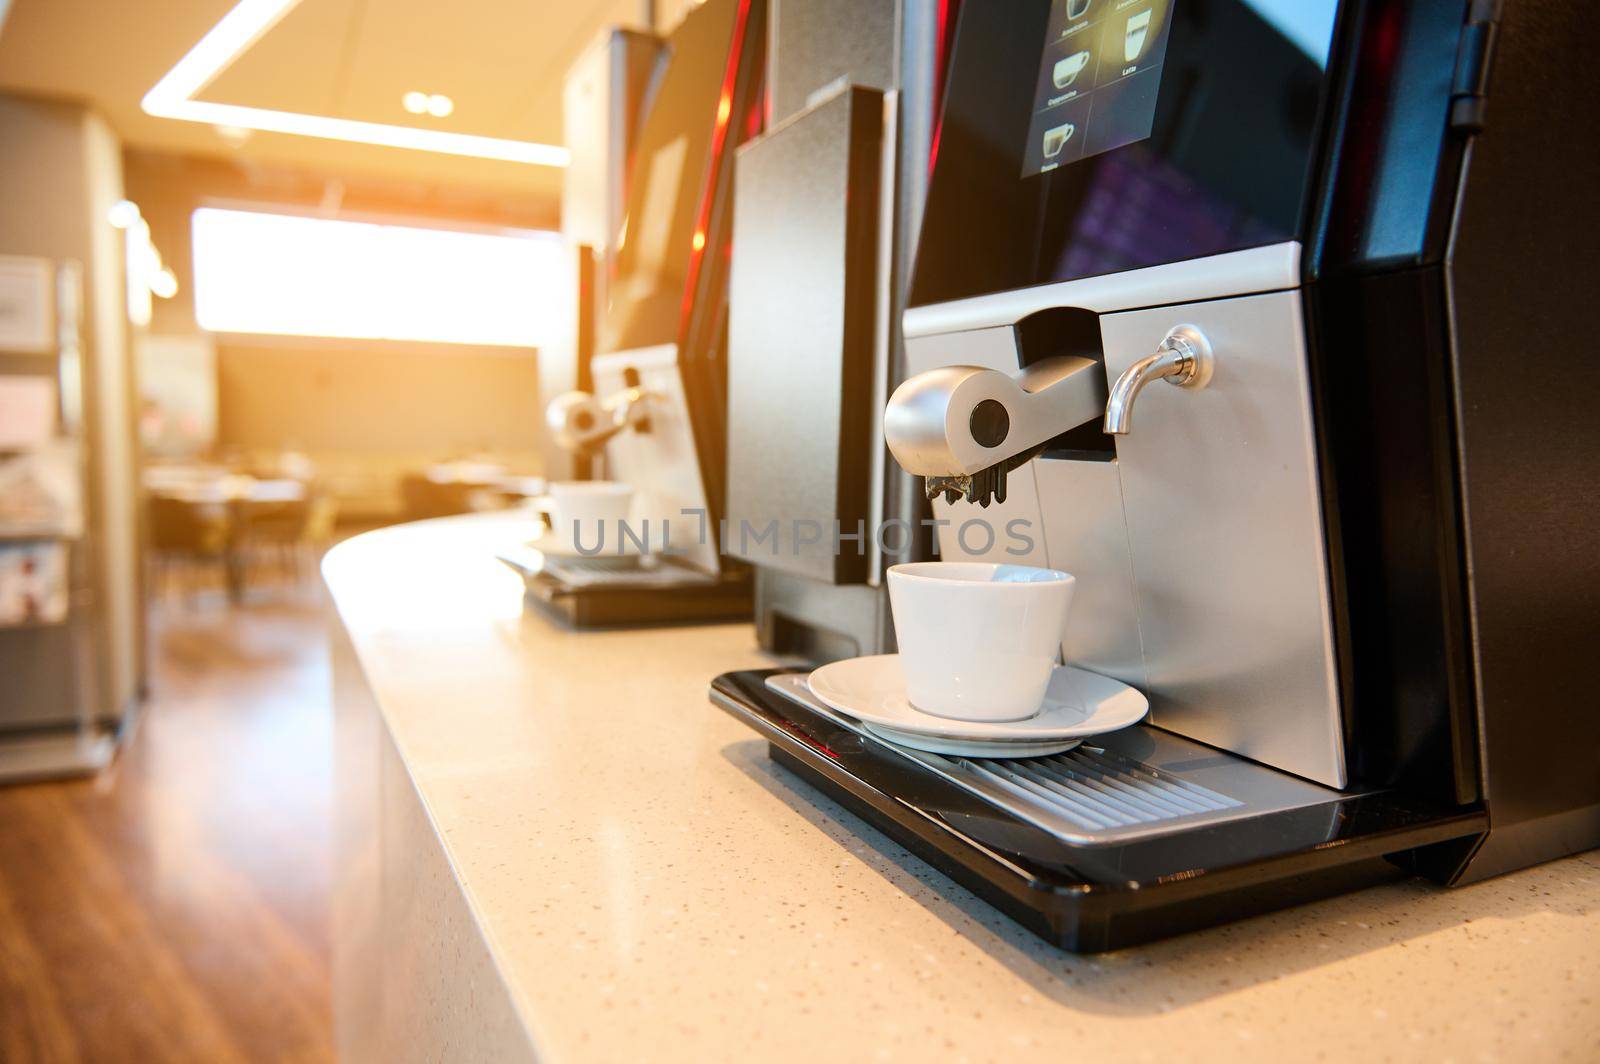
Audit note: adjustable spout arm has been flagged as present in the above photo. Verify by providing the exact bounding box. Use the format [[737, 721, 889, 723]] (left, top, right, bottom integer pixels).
[[545, 386, 658, 454], [1103, 325, 1214, 435], [884, 354, 1108, 507]]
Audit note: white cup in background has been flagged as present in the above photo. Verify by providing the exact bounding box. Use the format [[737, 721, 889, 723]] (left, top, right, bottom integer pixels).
[[887, 561, 1076, 722], [536, 481, 635, 550]]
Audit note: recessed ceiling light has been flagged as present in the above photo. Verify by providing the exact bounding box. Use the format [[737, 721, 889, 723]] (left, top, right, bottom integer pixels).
[[425, 94, 454, 118], [107, 200, 143, 229], [401, 91, 429, 115], [144, 0, 568, 167], [214, 123, 253, 146]]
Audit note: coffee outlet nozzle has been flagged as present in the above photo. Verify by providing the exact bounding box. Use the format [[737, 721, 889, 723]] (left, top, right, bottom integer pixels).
[[545, 386, 656, 455], [883, 354, 1108, 508], [883, 326, 1215, 507]]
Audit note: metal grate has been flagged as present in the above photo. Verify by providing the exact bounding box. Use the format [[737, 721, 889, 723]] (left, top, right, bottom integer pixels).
[[542, 559, 711, 587], [547, 558, 641, 579], [758, 672, 1337, 846], [882, 744, 1247, 844], [944, 745, 1243, 833]]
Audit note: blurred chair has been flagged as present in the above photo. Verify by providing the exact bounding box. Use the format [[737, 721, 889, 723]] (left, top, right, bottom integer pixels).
[[235, 497, 310, 586], [147, 494, 231, 601], [301, 495, 340, 556], [236, 493, 341, 586]]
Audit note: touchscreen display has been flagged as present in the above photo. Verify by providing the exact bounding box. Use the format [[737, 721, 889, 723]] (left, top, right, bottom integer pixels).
[[910, 0, 1340, 309], [1022, 0, 1175, 177]]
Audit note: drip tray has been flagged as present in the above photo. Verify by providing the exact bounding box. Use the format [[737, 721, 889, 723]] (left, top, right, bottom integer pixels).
[[712, 668, 1487, 951], [497, 548, 752, 628], [542, 558, 715, 587], [498, 545, 718, 589], [764, 673, 1339, 846]]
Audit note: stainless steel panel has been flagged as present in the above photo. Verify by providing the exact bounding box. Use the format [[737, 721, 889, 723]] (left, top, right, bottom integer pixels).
[[769, 0, 900, 123], [1102, 291, 1346, 788], [902, 322, 1017, 377], [593, 345, 718, 575], [1033, 458, 1146, 689], [929, 469, 1051, 567], [903, 242, 1302, 337]]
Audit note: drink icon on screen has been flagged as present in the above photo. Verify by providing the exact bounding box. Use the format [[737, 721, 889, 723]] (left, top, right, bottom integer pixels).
[[1067, 0, 1092, 19], [1124, 10, 1152, 62], [1052, 50, 1092, 89], [1043, 122, 1076, 159]]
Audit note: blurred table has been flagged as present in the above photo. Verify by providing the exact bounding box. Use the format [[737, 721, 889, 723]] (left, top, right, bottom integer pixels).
[[146, 473, 309, 602], [403, 464, 544, 521]]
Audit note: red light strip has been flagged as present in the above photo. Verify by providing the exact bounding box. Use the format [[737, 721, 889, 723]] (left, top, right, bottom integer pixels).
[[679, 0, 754, 336], [928, 0, 957, 177]]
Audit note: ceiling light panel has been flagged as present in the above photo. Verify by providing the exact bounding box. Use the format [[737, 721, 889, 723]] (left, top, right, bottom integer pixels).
[[143, 0, 568, 166]]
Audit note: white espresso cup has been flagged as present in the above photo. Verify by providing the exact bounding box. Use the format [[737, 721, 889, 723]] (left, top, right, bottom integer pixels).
[[887, 562, 1076, 722], [537, 481, 635, 550]]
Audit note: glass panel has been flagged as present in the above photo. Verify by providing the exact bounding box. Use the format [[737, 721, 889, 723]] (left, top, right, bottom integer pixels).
[[910, 0, 1343, 308], [602, 0, 740, 353], [1020, 0, 1177, 177]]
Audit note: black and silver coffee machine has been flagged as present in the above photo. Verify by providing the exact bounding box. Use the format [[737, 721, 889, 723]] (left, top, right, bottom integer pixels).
[[509, 0, 765, 627], [712, 0, 1600, 950]]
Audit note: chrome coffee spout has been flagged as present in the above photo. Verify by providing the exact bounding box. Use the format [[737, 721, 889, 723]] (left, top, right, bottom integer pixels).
[[545, 386, 657, 455], [1103, 326, 1214, 435], [884, 355, 1108, 507]]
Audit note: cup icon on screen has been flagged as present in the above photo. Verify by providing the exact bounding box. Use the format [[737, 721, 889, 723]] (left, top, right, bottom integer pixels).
[[1043, 122, 1076, 159], [1067, 0, 1092, 19], [1053, 50, 1092, 90], [1124, 10, 1152, 62]]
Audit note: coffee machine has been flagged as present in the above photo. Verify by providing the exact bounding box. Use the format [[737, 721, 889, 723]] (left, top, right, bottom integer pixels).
[[505, 0, 764, 627], [711, 0, 1600, 950], [536, 26, 663, 486]]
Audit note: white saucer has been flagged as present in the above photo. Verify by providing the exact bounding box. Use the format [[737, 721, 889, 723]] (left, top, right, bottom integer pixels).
[[860, 723, 1081, 758], [495, 543, 639, 580], [526, 525, 650, 565], [806, 654, 1148, 742]]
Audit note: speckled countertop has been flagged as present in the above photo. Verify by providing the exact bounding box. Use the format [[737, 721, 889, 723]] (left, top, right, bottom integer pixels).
[[324, 512, 1600, 1062]]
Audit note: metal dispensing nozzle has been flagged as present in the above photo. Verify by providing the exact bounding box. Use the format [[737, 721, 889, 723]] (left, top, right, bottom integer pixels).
[[883, 355, 1108, 507], [884, 326, 1216, 504], [1103, 325, 1214, 435], [545, 386, 657, 455]]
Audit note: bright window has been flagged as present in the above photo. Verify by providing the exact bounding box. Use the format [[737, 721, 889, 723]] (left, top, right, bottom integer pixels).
[[191, 207, 567, 347]]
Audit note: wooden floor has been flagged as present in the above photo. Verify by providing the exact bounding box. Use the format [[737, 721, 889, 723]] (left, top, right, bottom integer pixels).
[[0, 589, 337, 1063]]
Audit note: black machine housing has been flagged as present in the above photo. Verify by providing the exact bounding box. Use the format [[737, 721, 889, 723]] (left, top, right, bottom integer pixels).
[[711, 0, 1600, 949]]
